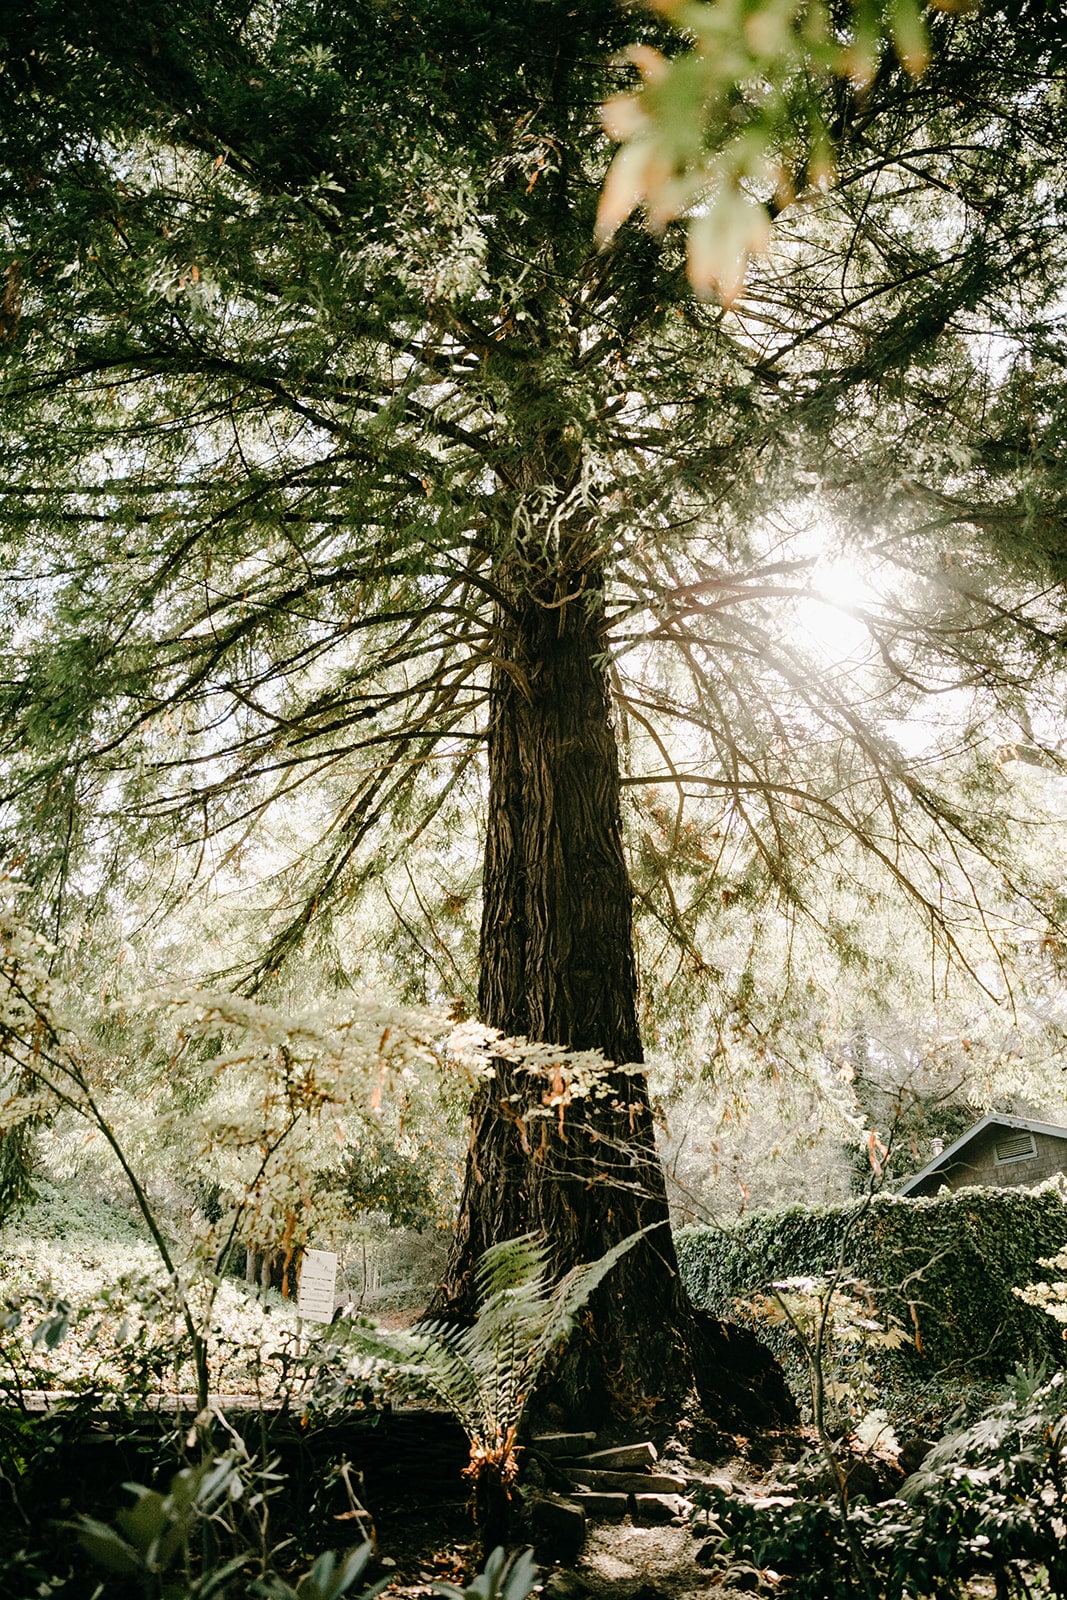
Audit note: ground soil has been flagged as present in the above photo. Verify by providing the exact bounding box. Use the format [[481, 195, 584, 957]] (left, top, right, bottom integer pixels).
[[376, 1511, 722, 1600], [373, 1440, 801, 1600]]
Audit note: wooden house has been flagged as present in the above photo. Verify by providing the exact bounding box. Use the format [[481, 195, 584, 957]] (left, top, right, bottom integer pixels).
[[899, 1113, 1067, 1198]]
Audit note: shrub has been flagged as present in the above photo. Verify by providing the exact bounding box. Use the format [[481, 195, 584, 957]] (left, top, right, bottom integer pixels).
[[693, 1367, 1067, 1599], [677, 1185, 1067, 1380], [334, 1231, 647, 1552], [1015, 1245, 1067, 1335]]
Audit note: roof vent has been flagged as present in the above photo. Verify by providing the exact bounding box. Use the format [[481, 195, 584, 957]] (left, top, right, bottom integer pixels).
[[994, 1130, 1037, 1164]]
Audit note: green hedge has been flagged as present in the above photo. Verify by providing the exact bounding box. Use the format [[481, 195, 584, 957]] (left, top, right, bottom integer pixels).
[[677, 1185, 1067, 1375]]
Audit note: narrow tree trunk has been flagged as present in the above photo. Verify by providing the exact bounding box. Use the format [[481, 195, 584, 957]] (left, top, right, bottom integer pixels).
[[432, 528, 793, 1428]]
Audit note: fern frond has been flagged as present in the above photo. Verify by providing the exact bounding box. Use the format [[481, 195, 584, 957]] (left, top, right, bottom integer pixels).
[[342, 1228, 654, 1454], [526, 1224, 659, 1394], [471, 1236, 549, 1303], [342, 1323, 482, 1428]]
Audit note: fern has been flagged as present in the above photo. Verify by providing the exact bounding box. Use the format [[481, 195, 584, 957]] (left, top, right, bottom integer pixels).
[[340, 1230, 650, 1536]]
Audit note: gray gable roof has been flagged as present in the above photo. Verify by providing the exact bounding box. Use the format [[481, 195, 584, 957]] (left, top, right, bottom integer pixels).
[[899, 1112, 1067, 1196]]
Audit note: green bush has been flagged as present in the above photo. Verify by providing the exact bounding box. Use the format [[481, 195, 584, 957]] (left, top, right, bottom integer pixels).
[[692, 1367, 1067, 1599], [677, 1185, 1067, 1377]]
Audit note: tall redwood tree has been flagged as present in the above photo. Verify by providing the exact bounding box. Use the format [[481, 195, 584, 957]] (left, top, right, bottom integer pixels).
[[1, 0, 1065, 1418]]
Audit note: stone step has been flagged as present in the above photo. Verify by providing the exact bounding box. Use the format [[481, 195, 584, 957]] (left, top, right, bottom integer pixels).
[[571, 1441, 657, 1471], [568, 1490, 631, 1522], [530, 1431, 598, 1459], [632, 1492, 690, 1525], [686, 1470, 735, 1495], [528, 1495, 587, 1564], [567, 1468, 688, 1494]]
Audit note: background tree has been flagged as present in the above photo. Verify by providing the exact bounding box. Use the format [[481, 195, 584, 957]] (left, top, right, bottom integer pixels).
[[1, 0, 1067, 1420]]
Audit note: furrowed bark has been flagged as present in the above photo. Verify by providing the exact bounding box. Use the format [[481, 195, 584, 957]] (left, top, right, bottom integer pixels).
[[432, 522, 793, 1427]]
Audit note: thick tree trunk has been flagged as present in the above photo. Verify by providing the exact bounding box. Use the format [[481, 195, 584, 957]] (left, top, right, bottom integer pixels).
[[431, 528, 793, 1428]]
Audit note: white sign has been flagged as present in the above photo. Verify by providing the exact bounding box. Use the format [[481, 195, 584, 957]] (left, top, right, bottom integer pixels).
[[297, 1248, 338, 1324]]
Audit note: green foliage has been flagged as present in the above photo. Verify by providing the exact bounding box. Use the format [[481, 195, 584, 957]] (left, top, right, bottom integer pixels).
[[844, 1073, 982, 1192], [677, 1186, 1067, 1384], [694, 1367, 1067, 1598], [1014, 1246, 1067, 1335], [75, 1453, 248, 1595], [0, 887, 490, 1406], [252, 1544, 386, 1600], [0, 1117, 38, 1225], [0, 0, 1065, 1087], [3, 0, 1067, 1419], [75, 1457, 442, 1600], [0, 1183, 215, 1404], [338, 1133, 450, 1232], [340, 1232, 644, 1441], [336, 1232, 646, 1529], [77, 1451, 538, 1600], [432, 1547, 538, 1600], [0, 893, 641, 1417], [599, 0, 929, 300], [744, 1274, 908, 1437]]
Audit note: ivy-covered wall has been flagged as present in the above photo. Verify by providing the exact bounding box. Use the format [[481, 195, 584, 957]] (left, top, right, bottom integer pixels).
[[677, 1186, 1067, 1374]]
